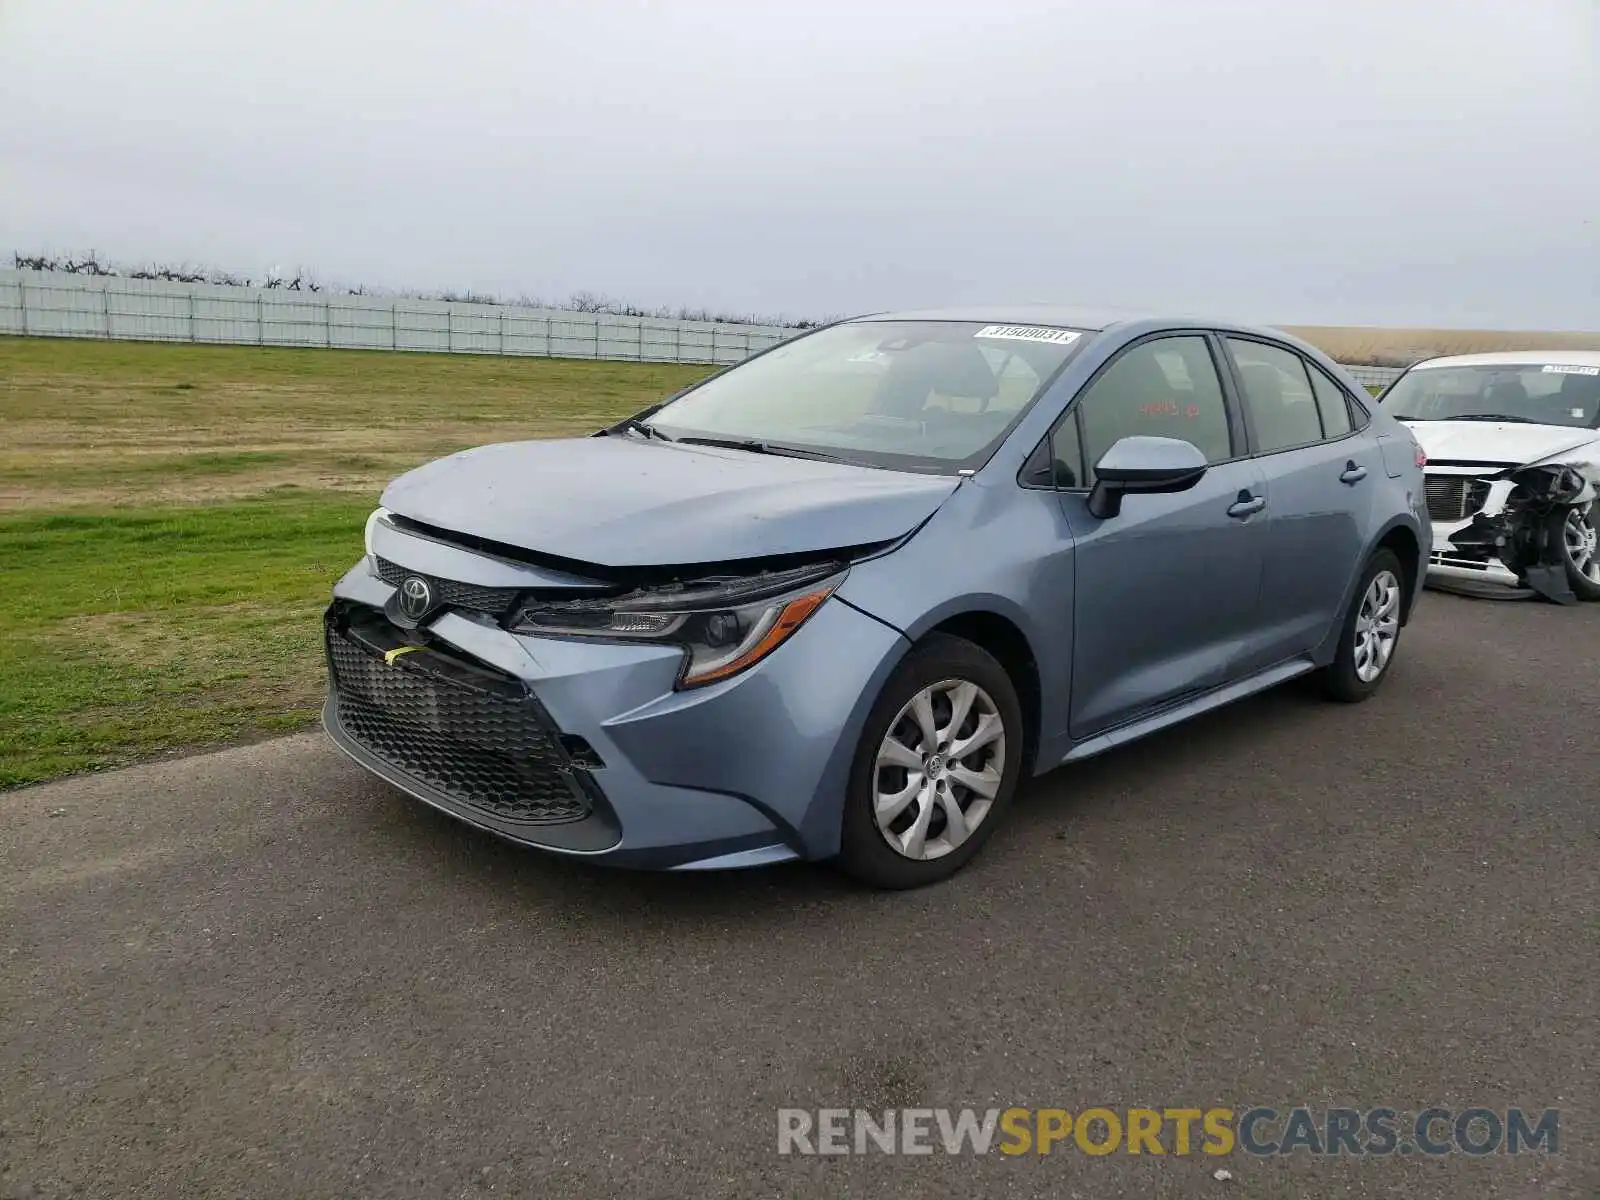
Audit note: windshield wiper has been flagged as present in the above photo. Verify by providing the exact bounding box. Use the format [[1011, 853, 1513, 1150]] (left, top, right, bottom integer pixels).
[[675, 435, 845, 463], [621, 418, 675, 442], [1445, 414, 1539, 424]]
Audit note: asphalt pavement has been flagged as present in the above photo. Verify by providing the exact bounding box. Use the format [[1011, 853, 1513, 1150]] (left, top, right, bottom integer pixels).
[[5, 591, 1597, 1199]]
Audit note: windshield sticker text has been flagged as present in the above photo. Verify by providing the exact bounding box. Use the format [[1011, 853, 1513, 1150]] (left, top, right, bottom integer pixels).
[[1541, 364, 1600, 376], [974, 325, 1081, 346]]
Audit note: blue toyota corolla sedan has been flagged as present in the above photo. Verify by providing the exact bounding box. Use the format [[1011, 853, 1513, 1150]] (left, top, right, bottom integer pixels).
[[323, 308, 1429, 888]]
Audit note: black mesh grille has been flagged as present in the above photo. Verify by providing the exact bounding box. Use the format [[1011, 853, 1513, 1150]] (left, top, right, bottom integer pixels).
[[372, 556, 522, 617], [1424, 475, 1481, 522], [326, 620, 594, 825]]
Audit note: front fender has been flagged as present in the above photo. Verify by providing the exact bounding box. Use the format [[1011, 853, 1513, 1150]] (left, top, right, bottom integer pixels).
[[833, 480, 1076, 761]]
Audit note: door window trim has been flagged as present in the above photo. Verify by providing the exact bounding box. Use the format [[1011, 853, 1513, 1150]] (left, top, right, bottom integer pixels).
[[1218, 333, 1366, 456], [1018, 328, 1247, 493], [1304, 356, 1360, 440], [1338, 367, 1375, 429]]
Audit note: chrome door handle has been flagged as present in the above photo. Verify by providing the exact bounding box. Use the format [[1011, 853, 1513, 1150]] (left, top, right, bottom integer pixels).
[[1227, 495, 1266, 519], [1340, 462, 1368, 484]]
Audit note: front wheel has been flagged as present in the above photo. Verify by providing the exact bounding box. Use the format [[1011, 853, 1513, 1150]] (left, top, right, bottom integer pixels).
[[1556, 502, 1600, 602], [836, 634, 1025, 889], [1322, 549, 1405, 703]]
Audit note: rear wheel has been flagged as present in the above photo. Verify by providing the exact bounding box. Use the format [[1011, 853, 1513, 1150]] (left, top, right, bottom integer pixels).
[[1322, 549, 1405, 703], [837, 635, 1024, 889], [1558, 502, 1600, 602]]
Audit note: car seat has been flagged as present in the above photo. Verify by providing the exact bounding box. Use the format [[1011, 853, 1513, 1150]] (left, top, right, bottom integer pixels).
[[875, 340, 1000, 419], [1239, 362, 1301, 448], [1483, 377, 1529, 413], [1555, 373, 1600, 425], [1079, 350, 1177, 463]]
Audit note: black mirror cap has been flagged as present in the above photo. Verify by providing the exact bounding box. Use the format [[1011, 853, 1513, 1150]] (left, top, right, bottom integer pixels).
[[1086, 479, 1122, 520]]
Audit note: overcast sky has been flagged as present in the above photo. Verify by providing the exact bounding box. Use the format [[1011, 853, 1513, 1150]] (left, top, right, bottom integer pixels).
[[2, 0, 1596, 328]]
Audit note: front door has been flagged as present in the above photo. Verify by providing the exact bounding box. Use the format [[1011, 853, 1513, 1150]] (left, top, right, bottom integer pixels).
[[1053, 333, 1269, 739]]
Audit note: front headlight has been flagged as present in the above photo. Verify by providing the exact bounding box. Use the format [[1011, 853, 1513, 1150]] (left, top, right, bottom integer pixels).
[[509, 564, 846, 689], [363, 507, 390, 558]]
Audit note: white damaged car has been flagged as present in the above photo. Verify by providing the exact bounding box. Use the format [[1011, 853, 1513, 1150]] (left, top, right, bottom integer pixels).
[[1379, 351, 1600, 603]]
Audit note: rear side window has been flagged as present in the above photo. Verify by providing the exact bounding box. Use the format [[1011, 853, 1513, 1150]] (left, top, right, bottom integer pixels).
[[1227, 338, 1323, 453], [1308, 363, 1354, 438], [1072, 335, 1232, 485]]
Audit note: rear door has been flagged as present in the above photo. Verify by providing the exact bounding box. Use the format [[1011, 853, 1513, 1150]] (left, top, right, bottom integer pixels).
[[1220, 337, 1373, 672], [1055, 332, 1271, 738]]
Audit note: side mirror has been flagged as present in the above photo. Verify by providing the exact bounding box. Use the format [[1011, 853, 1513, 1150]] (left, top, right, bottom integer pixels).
[[1087, 435, 1208, 519]]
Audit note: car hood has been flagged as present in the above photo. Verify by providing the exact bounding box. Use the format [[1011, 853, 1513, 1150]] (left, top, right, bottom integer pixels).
[[379, 435, 962, 568], [1402, 420, 1600, 468]]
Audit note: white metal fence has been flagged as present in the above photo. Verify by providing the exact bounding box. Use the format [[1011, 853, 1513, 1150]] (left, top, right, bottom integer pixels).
[[0, 268, 796, 366], [1340, 362, 1403, 390], [0, 267, 1405, 388]]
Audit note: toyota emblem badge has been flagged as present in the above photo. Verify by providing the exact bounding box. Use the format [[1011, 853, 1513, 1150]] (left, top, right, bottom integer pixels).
[[397, 575, 434, 620]]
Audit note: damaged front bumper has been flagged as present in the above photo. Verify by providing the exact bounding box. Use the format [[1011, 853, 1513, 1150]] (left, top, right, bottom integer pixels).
[[321, 547, 908, 871], [1425, 463, 1596, 603]]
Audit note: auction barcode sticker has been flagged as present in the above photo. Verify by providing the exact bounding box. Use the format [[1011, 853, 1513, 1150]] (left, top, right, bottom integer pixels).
[[974, 325, 1081, 346], [1541, 364, 1600, 376]]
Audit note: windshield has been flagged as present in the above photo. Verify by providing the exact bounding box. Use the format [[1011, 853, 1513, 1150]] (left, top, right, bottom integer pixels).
[[645, 320, 1093, 472], [1381, 362, 1600, 429]]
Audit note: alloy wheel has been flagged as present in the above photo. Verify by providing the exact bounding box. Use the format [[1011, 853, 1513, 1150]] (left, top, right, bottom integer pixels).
[[872, 679, 1006, 861], [1563, 507, 1600, 584], [1353, 569, 1401, 684]]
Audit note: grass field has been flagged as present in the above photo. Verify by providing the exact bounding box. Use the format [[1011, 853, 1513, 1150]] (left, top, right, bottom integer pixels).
[[1, 337, 713, 786]]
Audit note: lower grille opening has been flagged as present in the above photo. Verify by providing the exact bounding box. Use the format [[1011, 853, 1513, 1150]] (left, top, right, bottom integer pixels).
[[559, 734, 606, 770], [1424, 475, 1491, 523], [326, 613, 597, 826], [1430, 551, 1492, 571]]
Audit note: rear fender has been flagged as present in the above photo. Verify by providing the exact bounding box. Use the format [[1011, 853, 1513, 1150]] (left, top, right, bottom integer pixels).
[[1312, 516, 1426, 664]]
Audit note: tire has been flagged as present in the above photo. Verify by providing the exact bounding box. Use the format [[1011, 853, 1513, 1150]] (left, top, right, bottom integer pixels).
[[1322, 548, 1406, 703], [1556, 501, 1600, 602], [836, 634, 1025, 889]]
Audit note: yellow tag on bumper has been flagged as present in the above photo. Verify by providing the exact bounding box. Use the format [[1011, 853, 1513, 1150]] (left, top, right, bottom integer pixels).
[[383, 646, 421, 666]]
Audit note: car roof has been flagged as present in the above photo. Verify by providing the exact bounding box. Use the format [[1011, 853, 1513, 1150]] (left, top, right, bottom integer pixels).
[[843, 305, 1326, 345], [846, 305, 1155, 332], [1411, 349, 1600, 370]]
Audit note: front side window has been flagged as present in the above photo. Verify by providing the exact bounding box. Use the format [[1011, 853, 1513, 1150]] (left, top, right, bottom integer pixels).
[[1227, 338, 1324, 452], [1071, 335, 1233, 486], [647, 320, 1091, 473], [1380, 363, 1600, 429]]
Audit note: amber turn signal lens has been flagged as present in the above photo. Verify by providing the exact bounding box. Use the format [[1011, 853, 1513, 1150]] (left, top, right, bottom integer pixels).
[[680, 588, 833, 687]]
